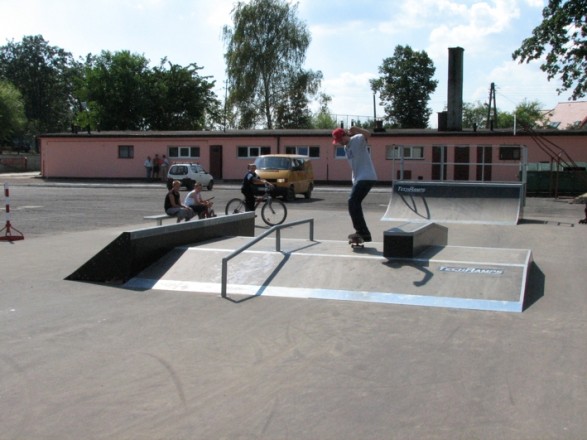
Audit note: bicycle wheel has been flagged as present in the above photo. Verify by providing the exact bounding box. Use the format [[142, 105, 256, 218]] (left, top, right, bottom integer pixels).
[[225, 198, 246, 215], [261, 198, 287, 226]]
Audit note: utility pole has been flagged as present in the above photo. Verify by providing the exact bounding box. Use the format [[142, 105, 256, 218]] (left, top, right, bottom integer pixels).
[[485, 82, 497, 130]]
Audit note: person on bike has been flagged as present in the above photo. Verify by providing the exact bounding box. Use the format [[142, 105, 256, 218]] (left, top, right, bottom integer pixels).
[[241, 163, 273, 211], [332, 126, 377, 242]]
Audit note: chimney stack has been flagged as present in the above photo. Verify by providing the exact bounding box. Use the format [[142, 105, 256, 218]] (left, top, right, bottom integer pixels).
[[447, 47, 464, 131]]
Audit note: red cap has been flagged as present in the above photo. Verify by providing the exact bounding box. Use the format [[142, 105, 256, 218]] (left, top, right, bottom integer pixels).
[[332, 128, 345, 145]]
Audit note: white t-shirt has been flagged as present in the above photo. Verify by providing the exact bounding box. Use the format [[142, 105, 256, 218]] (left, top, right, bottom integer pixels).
[[345, 134, 377, 183], [184, 190, 202, 207]]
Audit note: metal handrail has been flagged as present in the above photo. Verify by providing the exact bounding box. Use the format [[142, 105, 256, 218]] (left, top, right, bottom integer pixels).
[[221, 218, 314, 298]]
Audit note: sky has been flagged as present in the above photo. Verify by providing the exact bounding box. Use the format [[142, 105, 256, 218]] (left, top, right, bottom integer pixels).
[[0, 0, 576, 128]]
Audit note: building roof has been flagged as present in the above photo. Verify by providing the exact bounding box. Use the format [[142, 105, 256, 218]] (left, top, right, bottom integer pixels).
[[543, 101, 587, 130]]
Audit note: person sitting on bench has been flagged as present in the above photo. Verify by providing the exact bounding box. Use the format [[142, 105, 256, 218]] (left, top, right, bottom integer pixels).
[[184, 183, 215, 218], [164, 180, 194, 222]]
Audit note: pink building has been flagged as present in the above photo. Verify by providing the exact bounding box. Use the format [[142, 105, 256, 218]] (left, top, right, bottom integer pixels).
[[39, 128, 587, 184]]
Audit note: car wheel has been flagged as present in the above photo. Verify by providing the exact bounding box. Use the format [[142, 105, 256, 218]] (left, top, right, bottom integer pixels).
[[207, 180, 214, 191], [184, 179, 195, 190], [304, 184, 313, 199]]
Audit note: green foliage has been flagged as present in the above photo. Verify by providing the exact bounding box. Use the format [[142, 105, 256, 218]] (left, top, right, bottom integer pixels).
[[81, 50, 151, 130], [462, 101, 488, 129], [275, 69, 322, 128], [0, 35, 77, 134], [0, 80, 26, 144], [512, 0, 587, 100], [510, 100, 548, 129], [462, 99, 548, 129], [145, 59, 220, 130], [371, 45, 438, 129], [78, 52, 220, 131], [312, 93, 337, 129], [223, 0, 321, 129]]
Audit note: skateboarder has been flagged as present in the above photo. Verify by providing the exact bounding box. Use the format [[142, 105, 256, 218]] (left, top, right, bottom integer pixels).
[[332, 126, 377, 243]]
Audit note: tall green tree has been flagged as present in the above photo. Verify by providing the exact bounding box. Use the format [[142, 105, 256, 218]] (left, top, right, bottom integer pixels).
[[370, 45, 438, 128], [312, 92, 337, 129], [275, 69, 322, 128], [223, 0, 321, 129], [81, 50, 151, 130], [0, 35, 77, 134], [145, 59, 220, 130], [78, 52, 221, 131], [512, 0, 587, 100], [0, 80, 26, 145]]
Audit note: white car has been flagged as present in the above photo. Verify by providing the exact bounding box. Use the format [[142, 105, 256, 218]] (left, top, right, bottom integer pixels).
[[166, 163, 214, 190]]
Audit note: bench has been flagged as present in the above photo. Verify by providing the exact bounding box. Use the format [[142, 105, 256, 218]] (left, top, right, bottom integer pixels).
[[143, 214, 174, 226], [383, 222, 448, 259]]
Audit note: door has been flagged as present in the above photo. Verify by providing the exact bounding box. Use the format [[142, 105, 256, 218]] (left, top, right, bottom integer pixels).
[[210, 145, 223, 179]]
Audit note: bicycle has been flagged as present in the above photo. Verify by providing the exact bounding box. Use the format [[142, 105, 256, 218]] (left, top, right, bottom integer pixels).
[[225, 184, 287, 226]]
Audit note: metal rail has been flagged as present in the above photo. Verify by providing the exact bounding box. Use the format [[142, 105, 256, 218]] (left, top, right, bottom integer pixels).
[[221, 218, 314, 298]]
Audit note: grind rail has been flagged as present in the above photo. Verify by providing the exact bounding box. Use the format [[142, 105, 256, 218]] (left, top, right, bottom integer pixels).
[[221, 218, 314, 298]]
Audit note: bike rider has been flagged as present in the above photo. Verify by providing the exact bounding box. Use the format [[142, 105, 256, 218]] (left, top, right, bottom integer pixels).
[[241, 163, 273, 211]]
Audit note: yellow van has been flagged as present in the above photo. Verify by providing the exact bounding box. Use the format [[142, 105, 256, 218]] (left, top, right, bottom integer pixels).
[[254, 154, 314, 201]]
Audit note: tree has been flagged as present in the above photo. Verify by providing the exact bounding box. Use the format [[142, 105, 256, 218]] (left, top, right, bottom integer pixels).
[[80, 51, 152, 130], [223, 0, 321, 129], [507, 100, 548, 129], [512, 0, 587, 100], [462, 101, 488, 129], [462, 99, 548, 129], [312, 93, 337, 129], [370, 45, 438, 128], [145, 59, 220, 130], [0, 80, 26, 145], [0, 35, 77, 134], [275, 69, 322, 128], [77, 51, 221, 131]]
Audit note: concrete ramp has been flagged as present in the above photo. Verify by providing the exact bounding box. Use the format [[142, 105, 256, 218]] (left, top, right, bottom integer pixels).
[[124, 237, 533, 313], [382, 181, 525, 225]]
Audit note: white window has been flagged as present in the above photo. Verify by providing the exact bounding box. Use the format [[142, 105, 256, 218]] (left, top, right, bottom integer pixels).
[[285, 146, 320, 157], [168, 146, 200, 159], [335, 146, 346, 159], [237, 146, 271, 158], [386, 145, 424, 160]]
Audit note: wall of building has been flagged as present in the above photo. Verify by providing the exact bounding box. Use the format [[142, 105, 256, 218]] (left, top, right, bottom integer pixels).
[[38, 129, 587, 183]]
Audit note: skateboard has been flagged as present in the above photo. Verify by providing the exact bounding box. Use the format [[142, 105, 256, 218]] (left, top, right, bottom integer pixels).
[[348, 235, 365, 248]]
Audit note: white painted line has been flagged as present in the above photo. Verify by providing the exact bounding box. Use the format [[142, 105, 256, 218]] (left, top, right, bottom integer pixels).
[[124, 277, 523, 312]]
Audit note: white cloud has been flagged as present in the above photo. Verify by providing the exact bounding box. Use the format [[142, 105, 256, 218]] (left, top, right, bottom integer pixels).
[[0, 0, 574, 128]]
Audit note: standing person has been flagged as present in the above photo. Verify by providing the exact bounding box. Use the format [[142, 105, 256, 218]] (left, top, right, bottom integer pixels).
[[152, 154, 161, 180], [332, 126, 377, 242], [144, 156, 153, 180], [241, 163, 272, 212], [184, 183, 215, 218], [164, 180, 194, 222], [160, 155, 170, 182]]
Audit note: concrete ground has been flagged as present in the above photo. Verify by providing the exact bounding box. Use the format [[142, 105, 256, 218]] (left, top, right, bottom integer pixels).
[[1, 177, 586, 439]]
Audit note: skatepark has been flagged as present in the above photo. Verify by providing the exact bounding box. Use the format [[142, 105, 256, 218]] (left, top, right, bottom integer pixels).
[[1, 177, 587, 439]]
